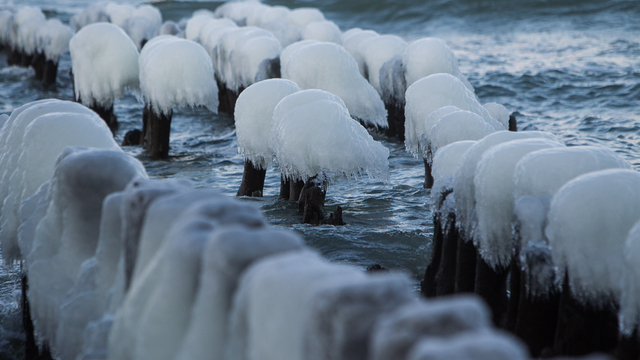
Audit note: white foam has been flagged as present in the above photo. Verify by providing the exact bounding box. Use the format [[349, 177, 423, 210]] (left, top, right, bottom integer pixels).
[[235, 79, 301, 169]]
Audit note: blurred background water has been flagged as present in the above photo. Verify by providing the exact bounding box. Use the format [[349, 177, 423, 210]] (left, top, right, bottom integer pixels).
[[0, 0, 638, 357]]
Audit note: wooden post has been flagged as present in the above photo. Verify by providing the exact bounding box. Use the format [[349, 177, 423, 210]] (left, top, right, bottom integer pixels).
[[237, 159, 266, 197], [280, 175, 291, 199], [143, 104, 172, 159], [289, 179, 304, 201], [435, 211, 458, 296], [474, 255, 509, 327], [454, 236, 477, 293], [421, 215, 443, 298], [423, 158, 434, 189], [42, 59, 58, 86]]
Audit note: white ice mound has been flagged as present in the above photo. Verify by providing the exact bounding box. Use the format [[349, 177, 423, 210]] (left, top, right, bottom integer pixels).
[[371, 295, 491, 360], [513, 146, 631, 201], [27, 148, 146, 355], [341, 29, 379, 77], [176, 226, 304, 360], [405, 74, 499, 158], [301, 20, 341, 43], [452, 130, 560, 241], [283, 42, 388, 128], [432, 140, 476, 183], [426, 110, 498, 162], [235, 79, 301, 169], [272, 89, 390, 181], [286, 7, 325, 29], [279, 39, 318, 79], [546, 169, 640, 307], [407, 330, 529, 360], [403, 37, 472, 91], [474, 138, 564, 269], [139, 36, 218, 114], [70, 23, 140, 107], [357, 35, 407, 96], [104, 3, 136, 28], [35, 19, 73, 62], [620, 220, 640, 335], [70, 4, 109, 31], [227, 250, 365, 360], [483, 103, 510, 129], [13, 6, 45, 54]]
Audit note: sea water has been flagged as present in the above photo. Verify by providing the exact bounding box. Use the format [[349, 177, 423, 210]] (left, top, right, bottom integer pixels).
[[0, 0, 638, 357]]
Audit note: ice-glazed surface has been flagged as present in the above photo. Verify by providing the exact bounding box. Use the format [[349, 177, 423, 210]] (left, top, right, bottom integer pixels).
[[513, 146, 631, 201], [26, 148, 146, 358], [283, 42, 387, 128], [474, 138, 564, 269], [403, 37, 472, 91], [483, 103, 510, 130], [371, 295, 491, 360], [620, 220, 640, 335], [279, 39, 318, 79], [285, 7, 325, 29], [70, 4, 109, 31], [547, 169, 640, 307], [104, 3, 135, 28], [13, 6, 45, 53], [407, 330, 529, 360], [426, 111, 497, 162], [235, 79, 301, 169], [341, 29, 379, 77], [226, 250, 365, 360], [431, 141, 476, 183], [452, 130, 560, 241], [70, 23, 140, 107], [176, 226, 303, 360], [139, 36, 218, 114], [357, 35, 407, 95], [301, 20, 341, 43], [271, 90, 389, 181], [35, 19, 73, 62], [404, 74, 498, 158]]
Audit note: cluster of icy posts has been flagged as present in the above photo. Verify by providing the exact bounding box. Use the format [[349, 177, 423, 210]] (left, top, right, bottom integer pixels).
[[421, 127, 640, 358], [0, 5, 73, 86], [0, 99, 544, 360]]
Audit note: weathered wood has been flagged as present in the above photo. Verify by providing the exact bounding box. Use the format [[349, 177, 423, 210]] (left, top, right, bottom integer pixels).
[[474, 255, 509, 327], [423, 158, 434, 189], [237, 159, 266, 197], [454, 236, 477, 293], [143, 104, 172, 159]]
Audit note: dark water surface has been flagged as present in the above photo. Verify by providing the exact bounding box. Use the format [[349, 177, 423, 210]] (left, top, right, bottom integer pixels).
[[0, 0, 638, 356]]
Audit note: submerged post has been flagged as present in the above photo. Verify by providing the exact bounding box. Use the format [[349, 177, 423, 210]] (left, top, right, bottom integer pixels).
[[142, 104, 172, 159], [237, 160, 267, 197]]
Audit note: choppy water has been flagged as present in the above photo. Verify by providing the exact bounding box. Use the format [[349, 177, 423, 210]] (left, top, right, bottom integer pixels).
[[0, 0, 639, 357]]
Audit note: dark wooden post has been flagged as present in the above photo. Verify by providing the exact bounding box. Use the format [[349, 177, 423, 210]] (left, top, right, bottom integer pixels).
[[474, 255, 509, 327], [423, 158, 434, 189], [143, 104, 172, 159], [237, 159, 267, 197], [454, 236, 477, 293]]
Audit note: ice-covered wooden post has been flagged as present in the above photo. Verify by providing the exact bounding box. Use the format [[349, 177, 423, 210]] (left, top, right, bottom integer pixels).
[[234, 79, 300, 197], [138, 36, 218, 159], [70, 23, 140, 133], [33, 19, 73, 86], [272, 89, 389, 225]]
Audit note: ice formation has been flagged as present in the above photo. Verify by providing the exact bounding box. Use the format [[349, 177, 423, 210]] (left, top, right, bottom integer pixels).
[[271, 89, 390, 181], [301, 20, 341, 43], [426, 110, 498, 162], [513, 146, 631, 201], [27, 148, 146, 357], [279, 39, 318, 79], [341, 29, 379, 77], [620, 220, 640, 335], [35, 19, 73, 62], [13, 6, 46, 55], [546, 169, 640, 307], [406, 330, 529, 360], [452, 130, 560, 240], [70, 4, 109, 31], [431, 140, 476, 183], [357, 35, 408, 95], [483, 103, 510, 130], [139, 36, 218, 114], [176, 226, 304, 360], [70, 23, 140, 107], [234, 79, 301, 169], [474, 138, 564, 269], [104, 3, 136, 28], [404, 74, 500, 158], [0, 100, 111, 263], [283, 42, 388, 127], [370, 295, 491, 360], [403, 37, 472, 91], [286, 7, 325, 29]]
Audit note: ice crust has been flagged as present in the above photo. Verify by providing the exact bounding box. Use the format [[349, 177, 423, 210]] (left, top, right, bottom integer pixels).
[[452, 130, 560, 241], [341, 29, 379, 77], [70, 23, 140, 107], [405, 74, 500, 158], [407, 330, 529, 360], [621, 220, 640, 335], [139, 36, 218, 114], [547, 169, 640, 307], [35, 19, 74, 62], [426, 110, 498, 162], [271, 89, 389, 181], [301, 20, 341, 43], [234, 79, 301, 169], [474, 138, 564, 269], [432, 140, 476, 183], [283, 42, 388, 127], [403, 37, 472, 91], [357, 35, 408, 95]]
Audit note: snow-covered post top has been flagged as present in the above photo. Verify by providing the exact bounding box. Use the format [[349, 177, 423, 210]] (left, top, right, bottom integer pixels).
[[70, 23, 140, 108], [301, 20, 342, 43], [271, 89, 389, 182], [404, 73, 498, 159], [474, 138, 564, 269], [403, 37, 473, 91], [356, 35, 407, 95], [282, 42, 388, 128], [139, 36, 218, 115], [430, 140, 476, 208], [35, 19, 73, 62], [452, 130, 560, 241], [546, 169, 640, 308], [234, 79, 301, 170], [13, 6, 45, 55]]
